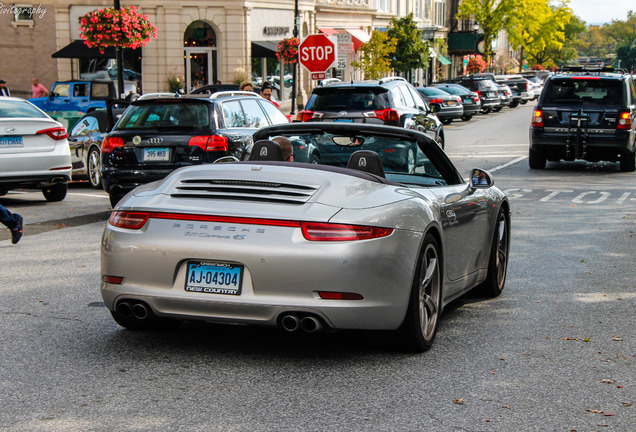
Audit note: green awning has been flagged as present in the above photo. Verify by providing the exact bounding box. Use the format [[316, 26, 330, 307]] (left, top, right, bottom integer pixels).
[[437, 53, 451, 65]]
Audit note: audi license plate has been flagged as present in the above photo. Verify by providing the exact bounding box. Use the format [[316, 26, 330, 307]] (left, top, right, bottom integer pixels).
[[143, 147, 169, 161], [0, 136, 23, 148], [185, 261, 243, 295]]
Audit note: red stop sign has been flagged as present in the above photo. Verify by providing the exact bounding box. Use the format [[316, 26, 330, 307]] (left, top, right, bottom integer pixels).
[[299, 34, 336, 73]]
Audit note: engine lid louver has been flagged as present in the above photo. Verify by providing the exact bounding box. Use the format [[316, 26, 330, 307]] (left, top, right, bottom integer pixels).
[[170, 178, 319, 205]]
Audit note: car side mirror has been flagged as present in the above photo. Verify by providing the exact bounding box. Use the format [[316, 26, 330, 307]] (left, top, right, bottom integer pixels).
[[469, 168, 494, 192]]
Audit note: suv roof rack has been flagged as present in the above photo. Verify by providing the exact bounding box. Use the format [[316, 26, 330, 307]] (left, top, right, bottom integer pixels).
[[210, 91, 261, 99], [378, 76, 407, 84], [555, 66, 628, 75]]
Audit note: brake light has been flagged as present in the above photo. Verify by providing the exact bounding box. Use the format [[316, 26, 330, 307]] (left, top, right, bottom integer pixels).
[[36, 127, 67, 140], [617, 111, 632, 130], [454, 96, 462, 103], [371, 108, 400, 122], [318, 291, 364, 300], [301, 222, 393, 241], [532, 109, 544, 127], [101, 136, 125, 153], [428, 98, 444, 104], [474, 90, 483, 97], [188, 135, 228, 151], [109, 211, 150, 229], [296, 110, 324, 122]]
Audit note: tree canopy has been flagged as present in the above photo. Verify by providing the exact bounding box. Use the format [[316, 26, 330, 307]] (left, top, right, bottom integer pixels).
[[351, 30, 397, 80], [386, 13, 429, 73]]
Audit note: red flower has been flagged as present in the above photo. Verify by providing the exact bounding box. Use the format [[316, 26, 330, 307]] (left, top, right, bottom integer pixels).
[[79, 6, 157, 50]]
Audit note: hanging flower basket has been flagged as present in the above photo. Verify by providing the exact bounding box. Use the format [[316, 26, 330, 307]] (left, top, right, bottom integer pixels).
[[466, 55, 487, 74], [79, 6, 157, 53], [276, 37, 300, 64]]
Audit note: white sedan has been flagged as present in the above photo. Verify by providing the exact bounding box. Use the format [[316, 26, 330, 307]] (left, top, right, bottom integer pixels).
[[0, 97, 71, 201]]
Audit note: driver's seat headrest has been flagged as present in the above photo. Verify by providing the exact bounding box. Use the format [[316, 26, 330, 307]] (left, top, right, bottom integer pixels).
[[250, 140, 284, 161], [346, 150, 385, 178]]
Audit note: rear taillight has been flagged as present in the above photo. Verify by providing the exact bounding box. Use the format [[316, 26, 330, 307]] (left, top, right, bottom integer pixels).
[[475, 90, 483, 97], [369, 108, 400, 122], [296, 110, 324, 122], [532, 109, 544, 127], [109, 211, 150, 229], [454, 96, 462, 103], [36, 127, 67, 140], [101, 136, 125, 153], [301, 222, 393, 241], [617, 111, 632, 130], [428, 98, 444, 104], [188, 135, 228, 151]]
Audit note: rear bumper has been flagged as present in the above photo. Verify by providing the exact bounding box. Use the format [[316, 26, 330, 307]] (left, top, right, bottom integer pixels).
[[530, 127, 634, 161], [436, 106, 464, 120], [102, 167, 178, 195], [0, 173, 71, 190]]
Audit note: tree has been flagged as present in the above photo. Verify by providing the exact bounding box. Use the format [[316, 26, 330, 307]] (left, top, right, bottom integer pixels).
[[457, 0, 519, 65], [386, 13, 429, 74], [507, 0, 572, 69], [550, 14, 587, 67], [351, 31, 397, 80]]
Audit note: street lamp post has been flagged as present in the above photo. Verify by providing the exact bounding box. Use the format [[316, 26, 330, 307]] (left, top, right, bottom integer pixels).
[[291, 0, 299, 115], [114, 0, 125, 99]]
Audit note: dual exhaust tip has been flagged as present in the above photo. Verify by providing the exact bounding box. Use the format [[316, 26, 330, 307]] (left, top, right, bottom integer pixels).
[[116, 301, 151, 320], [281, 314, 324, 333]]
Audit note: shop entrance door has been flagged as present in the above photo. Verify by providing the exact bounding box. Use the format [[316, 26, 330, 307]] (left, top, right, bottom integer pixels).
[[185, 48, 214, 92]]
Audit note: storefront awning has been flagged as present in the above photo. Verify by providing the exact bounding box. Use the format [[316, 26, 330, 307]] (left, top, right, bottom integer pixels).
[[437, 53, 451, 65], [52, 40, 117, 59], [319, 28, 370, 51], [251, 40, 280, 58]]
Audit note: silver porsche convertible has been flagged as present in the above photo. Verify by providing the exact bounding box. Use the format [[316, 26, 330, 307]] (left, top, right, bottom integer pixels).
[[101, 123, 510, 352]]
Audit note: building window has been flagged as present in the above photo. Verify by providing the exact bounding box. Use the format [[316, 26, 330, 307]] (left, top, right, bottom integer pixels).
[[11, 4, 35, 28], [424, 0, 431, 20], [375, 0, 389, 13], [434, 0, 445, 27]]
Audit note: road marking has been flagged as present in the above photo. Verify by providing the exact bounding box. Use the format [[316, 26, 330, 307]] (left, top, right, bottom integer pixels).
[[490, 156, 527, 172], [70, 193, 109, 199], [504, 189, 635, 205]]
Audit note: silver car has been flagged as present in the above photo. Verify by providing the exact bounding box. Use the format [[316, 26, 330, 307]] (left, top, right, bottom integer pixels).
[[101, 123, 510, 352], [0, 97, 71, 201]]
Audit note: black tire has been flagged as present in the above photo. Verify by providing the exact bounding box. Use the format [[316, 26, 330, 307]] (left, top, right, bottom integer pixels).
[[110, 310, 181, 331], [492, 106, 502, 112], [436, 132, 445, 150], [509, 101, 519, 108], [481, 108, 491, 114], [460, 114, 472, 121], [397, 234, 442, 352], [0, 189, 8, 196], [619, 149, 635, 172], [441, 119, 452, 125], [474, 209, 510, 297], [87, 147, 102, 189], [529, 148, 546, 169], [520, 100, 528, 105], [109, 193, 124, 208], [42, 183, 67, 202], [309, 152, 320, 164]]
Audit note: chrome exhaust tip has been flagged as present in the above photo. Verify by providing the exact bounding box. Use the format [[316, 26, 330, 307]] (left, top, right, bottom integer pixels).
[[281, 314, 301, 332], [131, 303, 150, 320], [116, 301, 133, 318], [300, 316, 323, 333]]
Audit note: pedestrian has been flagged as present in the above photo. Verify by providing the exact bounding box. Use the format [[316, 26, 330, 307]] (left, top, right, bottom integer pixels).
[[31, 77, 49, 98], [239, 81, 254, 92], [260, 82, 279, 107], [0, 203, 23, 244], [0, 80, 10, 97]]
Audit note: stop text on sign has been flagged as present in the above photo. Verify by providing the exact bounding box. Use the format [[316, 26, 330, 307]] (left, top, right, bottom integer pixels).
[[300, 45, 334, 62]]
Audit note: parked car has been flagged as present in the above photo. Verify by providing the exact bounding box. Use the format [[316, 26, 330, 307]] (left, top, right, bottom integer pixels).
[[524, 75, 544, 100], [296, 77, 445, 148], [529, 66, 636, 172], [431, 83, 481, 121], [67, 105, 125, 188], [101, 91, 291, 207], [0, 97, 71, 201], [100, 121, 510, 353], [415, 86, 464, 124], [443, 74, 500, 113], [495, 83, 513, 111], [494, 75, 531, 107]]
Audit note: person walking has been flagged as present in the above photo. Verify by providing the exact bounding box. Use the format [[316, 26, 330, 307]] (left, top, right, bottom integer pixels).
[[31, 78, 49, 98], [260, 82, 279, 107], [0, 204, 23, 244], [0, 80, 10, 96]]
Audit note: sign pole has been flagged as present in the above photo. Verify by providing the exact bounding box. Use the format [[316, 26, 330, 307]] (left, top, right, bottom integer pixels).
[[114, 0, 125, 99], [291, 0, 299, 115]]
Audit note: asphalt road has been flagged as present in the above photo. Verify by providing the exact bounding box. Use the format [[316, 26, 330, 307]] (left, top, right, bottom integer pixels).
[[1, 104, 634, 431]]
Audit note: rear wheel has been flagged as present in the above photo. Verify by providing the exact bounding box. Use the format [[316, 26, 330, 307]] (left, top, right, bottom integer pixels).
[[492, 106, 502, 112], [529, 148, 547, 169], [0, 189, 8, 196], [436, 132, 445, 150], [398, 234, 442, 352], [520, 100, 528, 105], [109, 192, 124, 208], [475, 209, 509, 297], [42, 183, 67, 202], [509, 101, 519, 108], [619, 149, 635, 172], [441, 119, 452, 125], [309, 152, 320, 164], [460, 114, 473, 121], [87, 147, 102, 188], [481, 108, 491, 114]]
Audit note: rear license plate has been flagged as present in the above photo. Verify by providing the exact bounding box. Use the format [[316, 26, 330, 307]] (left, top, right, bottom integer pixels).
[[143, 147, 169, 161], [0, 136, 23, 148], [334, 119, 354, 123], [185, 261, 243, 295], [446, 101, 456, 106], [463, 98, 472, 103]]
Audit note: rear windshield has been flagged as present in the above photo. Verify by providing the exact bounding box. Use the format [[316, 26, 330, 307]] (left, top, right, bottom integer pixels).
[[116, 102, 210, 129], [434, 85, 466, 96], [542, 79, 623, 105], [0, 99, 49, 118], [476, 80, 498, 91], [306, 88, 391, 111], [417, 87, 449, 96]]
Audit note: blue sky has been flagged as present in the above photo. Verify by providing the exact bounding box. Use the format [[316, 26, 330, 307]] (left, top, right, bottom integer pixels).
[[567, 0, 633, 25]]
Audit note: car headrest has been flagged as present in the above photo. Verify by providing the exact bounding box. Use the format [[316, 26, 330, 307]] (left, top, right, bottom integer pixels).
[[250, 140, 284, 161], [346, 150, 385, 178]]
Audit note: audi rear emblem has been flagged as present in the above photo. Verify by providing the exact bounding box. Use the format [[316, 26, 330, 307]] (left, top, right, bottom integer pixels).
[[338, 111, 348, 117], [148, 137, 164, 144], [5, 128, 16, 133]]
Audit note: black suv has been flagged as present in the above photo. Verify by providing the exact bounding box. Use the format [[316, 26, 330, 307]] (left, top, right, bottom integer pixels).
[[296, 77, 445, 148], [443, 74, 501, 113], [529, 67, 636, 172], [101, 91, 290, 206]]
